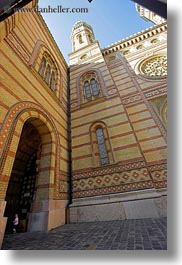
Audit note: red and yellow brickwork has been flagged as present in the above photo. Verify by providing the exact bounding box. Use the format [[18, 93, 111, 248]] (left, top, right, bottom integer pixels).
[[0, 1, 69, 247], [0, 1, 167, 248], [69, 21, 167, 222]]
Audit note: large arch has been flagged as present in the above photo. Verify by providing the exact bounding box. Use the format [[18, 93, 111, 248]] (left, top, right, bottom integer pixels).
[[0, 101, 66, 247]]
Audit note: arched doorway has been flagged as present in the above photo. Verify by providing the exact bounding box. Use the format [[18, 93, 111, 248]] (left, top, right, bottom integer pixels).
[[0, 102, 67, 248], [4, 121, 41, 233]]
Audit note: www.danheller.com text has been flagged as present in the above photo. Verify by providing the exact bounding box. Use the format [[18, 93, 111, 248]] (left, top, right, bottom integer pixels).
[[14, 5, 89, 14]]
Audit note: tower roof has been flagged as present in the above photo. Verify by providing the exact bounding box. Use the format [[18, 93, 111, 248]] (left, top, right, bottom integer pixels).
[[71, 21, 93, 35]]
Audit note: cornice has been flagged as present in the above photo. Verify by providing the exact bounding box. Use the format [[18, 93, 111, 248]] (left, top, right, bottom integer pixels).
[[101, 22, 167, 56], [68, 40, 99, 57]]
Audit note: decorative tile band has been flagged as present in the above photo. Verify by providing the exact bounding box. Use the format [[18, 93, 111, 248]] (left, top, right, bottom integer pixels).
[[148, 163, 167, 171], [150, 170, 167, 181], [73, 160, 146, 180], [72, 180, 154, 199], [72, 168, 151, 192], [153, 180, 167, 188]]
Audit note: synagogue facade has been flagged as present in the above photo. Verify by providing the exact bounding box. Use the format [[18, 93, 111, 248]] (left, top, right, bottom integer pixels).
[[0, 0, 167, 248]]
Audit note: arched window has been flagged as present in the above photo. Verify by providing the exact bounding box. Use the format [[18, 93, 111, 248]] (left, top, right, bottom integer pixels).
[[73, 41, 75, 51], [84, 81, 92, 99], [38, 52, 58, 92], [90, 79, 99, 96], [50, 71, 56, 91], [96, 128, 109, 165], [90, 122, 114, 167], [78, 34, 83, 44], [88, 34, 93, 43], [38, 57, 46, 77], [80, 72, 102, 103], [45, 64, 51, 84]]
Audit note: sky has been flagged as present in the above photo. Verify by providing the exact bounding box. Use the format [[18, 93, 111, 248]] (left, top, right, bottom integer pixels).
[[38, 0, 154, 62]]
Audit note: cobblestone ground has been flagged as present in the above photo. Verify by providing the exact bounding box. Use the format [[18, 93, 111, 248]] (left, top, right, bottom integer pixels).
[[2, 217, 167, 250]]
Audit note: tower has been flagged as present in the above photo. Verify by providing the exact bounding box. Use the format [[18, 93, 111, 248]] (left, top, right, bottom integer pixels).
[[69, 21, 104, 66], [71, 21, 95, 52], [136, 4, 166, 25]]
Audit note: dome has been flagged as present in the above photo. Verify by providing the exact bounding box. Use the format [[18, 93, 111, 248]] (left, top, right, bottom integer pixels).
[[71, 21, 93, 34]]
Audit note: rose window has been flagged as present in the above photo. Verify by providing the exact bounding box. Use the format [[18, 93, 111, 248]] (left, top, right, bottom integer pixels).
[[140, 56, 167, 77]]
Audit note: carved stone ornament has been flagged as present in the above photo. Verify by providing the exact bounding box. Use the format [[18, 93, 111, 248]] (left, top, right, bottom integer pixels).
[[140, 56, 167, 77]]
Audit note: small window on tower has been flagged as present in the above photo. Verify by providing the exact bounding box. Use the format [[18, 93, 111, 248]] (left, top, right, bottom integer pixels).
[[73, 41, 76, 51], [88, 34, 93, 43], [78, 34, 84, 44], [80, 54, 88, 60]]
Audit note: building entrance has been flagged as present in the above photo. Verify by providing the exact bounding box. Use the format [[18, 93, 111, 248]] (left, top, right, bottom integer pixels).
[[4, 121, 41, 232]]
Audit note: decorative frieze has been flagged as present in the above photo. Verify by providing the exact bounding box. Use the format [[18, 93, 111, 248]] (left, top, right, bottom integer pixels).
[[72, 168, 151, 192], [73, 160, 146, 180], [73, 180, 154, 198], [122, 94, 142, 106], [144, 87, 167, 99], [150, 169, 167, 181]]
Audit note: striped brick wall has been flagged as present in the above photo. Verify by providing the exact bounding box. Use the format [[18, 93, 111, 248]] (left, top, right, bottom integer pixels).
[[0, 2, 69, 243], [70, 24, 167, 200]]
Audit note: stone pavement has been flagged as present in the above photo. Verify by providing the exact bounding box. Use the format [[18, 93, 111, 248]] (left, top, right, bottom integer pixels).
[[2, 217, 167, 250]]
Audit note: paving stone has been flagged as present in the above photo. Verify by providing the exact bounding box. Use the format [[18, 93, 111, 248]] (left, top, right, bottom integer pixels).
[[2, 217, 167, 250]]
